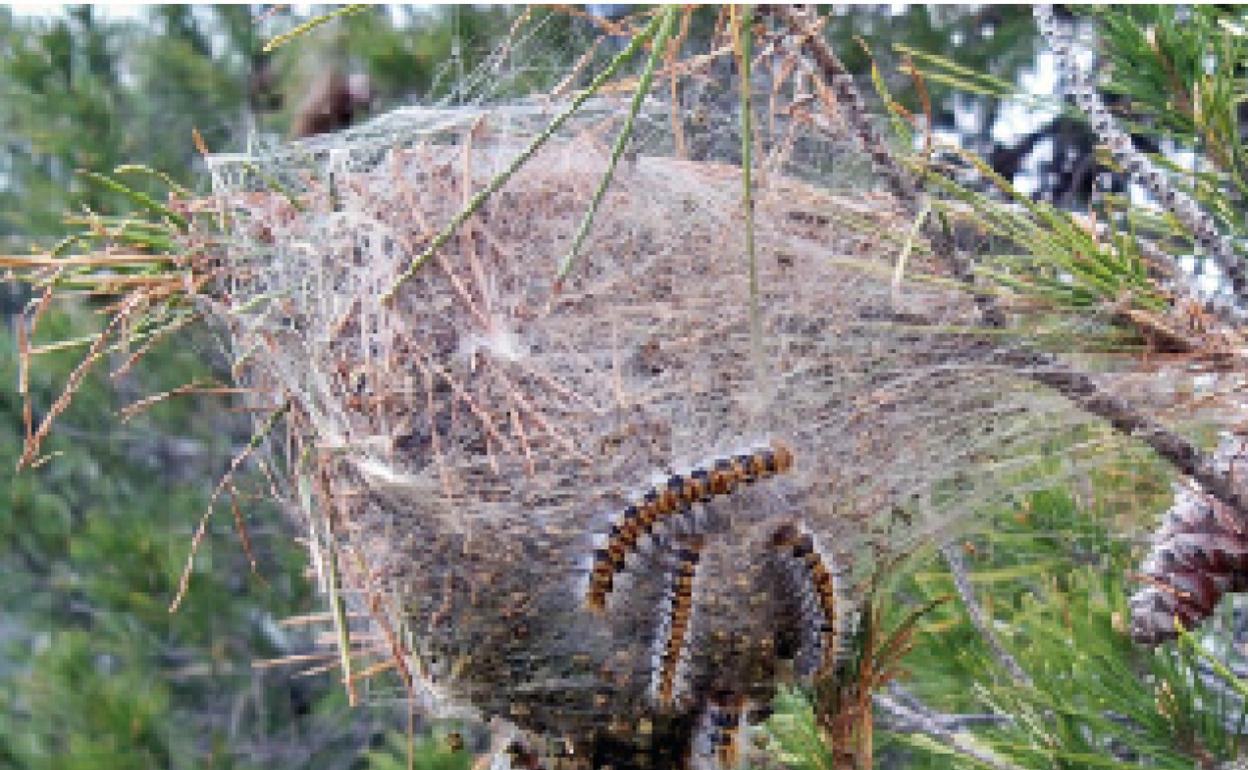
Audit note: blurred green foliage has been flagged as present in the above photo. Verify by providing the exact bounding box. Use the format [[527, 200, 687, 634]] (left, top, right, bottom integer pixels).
[[829, 6, 1039, 124], [0, 5, 535, 767], [364, 730, 474, 770], [0, 306, 331, 768], [0, 4, 562, 246], [0, 5, 251, 240]]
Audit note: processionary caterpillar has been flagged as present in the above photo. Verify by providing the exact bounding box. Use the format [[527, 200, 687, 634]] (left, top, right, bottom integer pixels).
[[687, 694, 760, 770], [655, 536, 704, 709], [771, 521, 840, 676], [707, 694, 746, 768], [586, 439, 795, 613]]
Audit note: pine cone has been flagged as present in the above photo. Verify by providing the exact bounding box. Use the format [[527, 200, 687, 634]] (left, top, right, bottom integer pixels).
[[1131, 433, 1248, 644]]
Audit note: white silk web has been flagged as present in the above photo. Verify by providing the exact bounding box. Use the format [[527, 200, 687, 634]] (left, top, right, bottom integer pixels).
[[194, 8, 1187, 745]]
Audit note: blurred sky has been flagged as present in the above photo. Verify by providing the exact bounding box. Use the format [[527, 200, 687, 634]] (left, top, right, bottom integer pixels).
[[6, 2, 422, 23], [8, 1, 146, 18]]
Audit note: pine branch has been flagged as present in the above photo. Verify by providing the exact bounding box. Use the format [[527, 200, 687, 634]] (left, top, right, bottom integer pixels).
[[872, 308, 1248, 523], [1036, 4, 1248, 317], [774, 6, 1248, 527], [941, 544, 1033, 687], [997, 347, 1248, 519], [769, 4, 1004, 326], [875, 687, 1026, 770], [883, 682, 1014, 733]]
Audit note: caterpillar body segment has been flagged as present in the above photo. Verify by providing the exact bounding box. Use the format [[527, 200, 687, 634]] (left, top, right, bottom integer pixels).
[[586, 549, 616, 614], [652, 536, 705, 710], [770, 521, 841, 677], [682, 469, 712, 505], [585, 439, 794, 613], [690, 695, 748, 770]]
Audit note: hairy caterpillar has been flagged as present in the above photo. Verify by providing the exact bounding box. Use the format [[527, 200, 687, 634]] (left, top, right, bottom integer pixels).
[[648, 536, 706, 710], [709, 695, 746, 768], [770, 522, 842, 677], [587, 440, 795, 613], [688, 696, 777, 770]]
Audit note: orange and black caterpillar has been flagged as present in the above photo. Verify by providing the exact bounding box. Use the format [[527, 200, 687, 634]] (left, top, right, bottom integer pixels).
[[586, 439, 795, 613], [706, 694, 746, 768], [655, 537, 704, 709], [688, 696, 775, 769], [771, 521, 839, 676]]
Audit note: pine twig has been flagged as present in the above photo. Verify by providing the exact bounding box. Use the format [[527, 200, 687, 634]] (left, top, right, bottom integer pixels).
[[875, 688, 1028, 770], [737, 4, 766, 396], [877, 307, 1248, 527], [770, 4, 1004, 326], [1036, 4, 1248, 316], [555, 6, 678, 288], [384, 10, 666, 303], [262, 4, 371, 52], [941, 544, 1032, 686]]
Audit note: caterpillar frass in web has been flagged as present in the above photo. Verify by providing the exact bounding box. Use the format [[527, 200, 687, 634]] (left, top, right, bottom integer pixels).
[[586, 439, 795, 613], [652, 536, 705, 709], [770, 521, 841, 677]]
